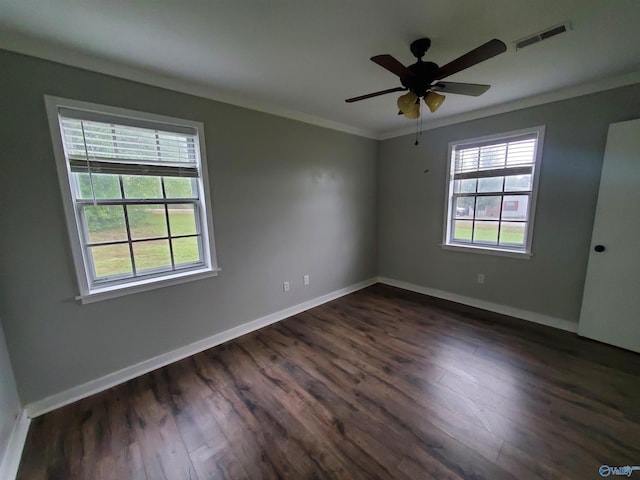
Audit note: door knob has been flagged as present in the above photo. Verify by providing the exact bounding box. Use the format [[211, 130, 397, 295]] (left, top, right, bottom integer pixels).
[[594, 245, 605, 252]]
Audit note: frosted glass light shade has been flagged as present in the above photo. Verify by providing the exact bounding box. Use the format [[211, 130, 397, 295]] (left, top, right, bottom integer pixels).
[[397, 92, 420, 119], [424, 91, 445, 112]]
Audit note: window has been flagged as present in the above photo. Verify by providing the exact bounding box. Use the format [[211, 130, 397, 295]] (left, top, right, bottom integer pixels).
[[45, 96, 219, 303], [443, 126, 544, 257]]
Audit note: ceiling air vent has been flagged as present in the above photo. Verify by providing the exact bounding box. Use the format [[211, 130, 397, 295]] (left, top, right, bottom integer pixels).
[[515, 23, 569, 50]]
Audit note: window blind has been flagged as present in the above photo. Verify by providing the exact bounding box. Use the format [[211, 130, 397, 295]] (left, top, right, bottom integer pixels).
[[453, 134, 537, 180], [58, 110, 200, 178], [68, 158, 199, 178]]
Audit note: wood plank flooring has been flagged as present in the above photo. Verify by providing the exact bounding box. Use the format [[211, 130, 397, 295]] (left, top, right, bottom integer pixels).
[[17, 284, 640, 479]]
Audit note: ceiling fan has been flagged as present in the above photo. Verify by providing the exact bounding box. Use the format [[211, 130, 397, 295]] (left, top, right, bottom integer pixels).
[[346, 38, 507, 118]]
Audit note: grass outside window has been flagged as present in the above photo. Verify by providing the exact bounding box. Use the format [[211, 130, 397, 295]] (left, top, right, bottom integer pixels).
[[88, 208, 201, 278]]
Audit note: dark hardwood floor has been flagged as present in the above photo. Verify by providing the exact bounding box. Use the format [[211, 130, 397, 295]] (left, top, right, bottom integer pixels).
[[17, 284, 640, 479]]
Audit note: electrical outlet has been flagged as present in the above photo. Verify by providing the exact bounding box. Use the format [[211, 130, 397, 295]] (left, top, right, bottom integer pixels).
[[283, 281, 290, 292], [477, 273, 485, 284], [303, 274, 310, 286]]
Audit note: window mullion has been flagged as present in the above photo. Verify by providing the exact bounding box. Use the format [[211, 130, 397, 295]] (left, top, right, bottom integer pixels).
[[496, 196, 505, 245], [496, 173, 507, 245], [86, 239, 130, 248], [454, 166, 532, 181], [88, 235, 195, 247], [68, 158, 199, 178], [119, 175, 137, 277], [456, 191, 531, 198], [76, 198, 198, 206], [470, 178, 478, 243], [161, 178, 176, 271]]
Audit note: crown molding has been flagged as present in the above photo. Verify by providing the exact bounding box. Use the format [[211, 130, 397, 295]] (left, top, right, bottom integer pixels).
[[0, 31, 377, 140], [378, 70, 640, 140], [2, 31, 639, 142]]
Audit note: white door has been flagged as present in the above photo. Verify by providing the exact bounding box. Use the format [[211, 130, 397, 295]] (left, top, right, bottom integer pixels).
[[578, 118, 640, 353]]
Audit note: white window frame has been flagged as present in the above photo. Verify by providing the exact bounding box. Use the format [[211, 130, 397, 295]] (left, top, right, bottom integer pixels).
[[45, 96, 220, 303], [442, 126, 545, 258]]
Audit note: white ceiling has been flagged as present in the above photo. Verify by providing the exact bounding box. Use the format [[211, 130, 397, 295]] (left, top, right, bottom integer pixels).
[[1, 0, 639, 139]]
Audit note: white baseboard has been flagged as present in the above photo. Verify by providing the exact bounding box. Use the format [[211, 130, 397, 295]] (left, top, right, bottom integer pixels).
[[0, 409, 30, 480], [23, 275, 576, 419], [25, 277, 377, 418], [378, 276, 578, 333]]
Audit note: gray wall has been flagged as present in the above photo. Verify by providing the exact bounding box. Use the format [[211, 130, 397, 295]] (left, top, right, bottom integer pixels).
[[0, 319, 21, 467], [2, 46, 638, 406], [378, 83, 640, 324], [0, 50, 378, 404]]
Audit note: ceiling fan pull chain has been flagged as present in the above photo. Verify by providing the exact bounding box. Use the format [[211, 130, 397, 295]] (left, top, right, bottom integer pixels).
[[414, 111, 424, 146]]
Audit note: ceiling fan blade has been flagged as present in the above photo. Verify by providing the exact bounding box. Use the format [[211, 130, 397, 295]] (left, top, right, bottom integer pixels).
[[433, 39, 506, 80], [345, 87, 407, 103], [431, 81, 491, 96], [370, 55, 416, 81]]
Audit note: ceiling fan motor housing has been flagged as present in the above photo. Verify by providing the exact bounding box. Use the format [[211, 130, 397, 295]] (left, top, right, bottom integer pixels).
[[402, 61, 439, 97], [402, 38, 439, 97]]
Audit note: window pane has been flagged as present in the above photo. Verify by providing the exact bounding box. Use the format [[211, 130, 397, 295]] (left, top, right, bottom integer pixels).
[[477, 176, 503, 193], [173, 237, 201, 266], [164, 177, 197, 198], [169, 204, 197, 235], [122, 175, 162, 199], [133, 240, 172, 273], [453, 220, 473, 241], [502, 195, 529, 221], [475, 196, 501, 220], [90, 244, 133, 279], [473, 221, 499, 244], [454, 197, 475, 219], [128, 205, 167, 240], [84, 205, 127, 243], [453, 178, 476, 194], [499, 222, 526, 246], [505, 174, 532, 192], [76, 173, 122, 200]]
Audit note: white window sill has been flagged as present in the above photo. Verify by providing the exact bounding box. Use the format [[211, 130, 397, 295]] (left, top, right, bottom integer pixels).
[[441, 243, 532, 259], [76, 267, 221, 304]]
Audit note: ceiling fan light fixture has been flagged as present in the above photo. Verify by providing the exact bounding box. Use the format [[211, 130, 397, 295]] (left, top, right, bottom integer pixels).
[[425, 91, 445, 112], [397, 93, 419, 118], [346, 36, 506, 127], [397, 91, 420, 119], [404, 103, 421, 119]]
